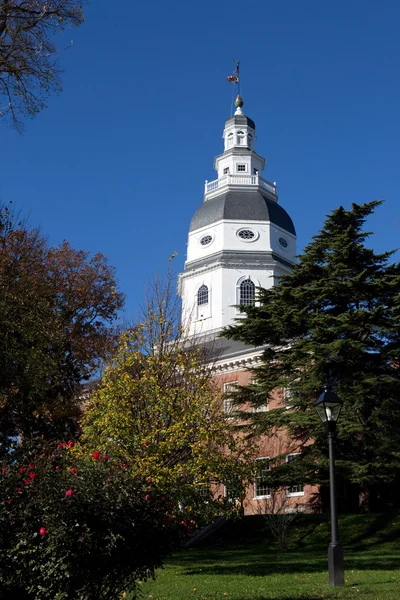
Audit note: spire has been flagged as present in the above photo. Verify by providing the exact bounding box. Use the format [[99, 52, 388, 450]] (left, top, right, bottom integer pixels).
[[234, 94, 244, 115]]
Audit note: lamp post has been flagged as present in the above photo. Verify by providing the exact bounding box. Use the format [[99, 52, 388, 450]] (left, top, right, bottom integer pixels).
[[315, 385, 345, 587]]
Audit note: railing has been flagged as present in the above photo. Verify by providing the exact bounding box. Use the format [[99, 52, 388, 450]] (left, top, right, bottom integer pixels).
[[205, 174, 276, 196]]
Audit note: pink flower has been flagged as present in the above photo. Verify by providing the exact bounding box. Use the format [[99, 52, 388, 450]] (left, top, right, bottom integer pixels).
[[65, 489, 75, 497], [102, 455, 109, 461], [19, 467, 27, 474], [122, 464, 128, 469], [58, 443, 65, 448], [141, 441, 149, 447], [29, 473, 36, 480], [28, 463, 35, 470], [6, 498, 12, 504], [70, 467, 77, 474], [67, 441, 74, 448], [23, 478, 30, 486], [16, 488, 22, 493], [39, 527, 47, 536], [92, 451, 100, 461], [2, 467, 7, 475], [145, 494, 150, 501], [55, 466, 61, 471]]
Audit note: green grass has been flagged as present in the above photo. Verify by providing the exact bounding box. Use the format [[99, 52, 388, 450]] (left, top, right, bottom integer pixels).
[[137, 514, 400, 600]]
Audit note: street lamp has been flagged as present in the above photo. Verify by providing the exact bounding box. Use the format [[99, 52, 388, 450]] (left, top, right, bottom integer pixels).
[[315, 385, 344, 587]]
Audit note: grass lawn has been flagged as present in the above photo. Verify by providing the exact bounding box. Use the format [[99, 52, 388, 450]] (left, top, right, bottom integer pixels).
[[139, 513, 400, 600]]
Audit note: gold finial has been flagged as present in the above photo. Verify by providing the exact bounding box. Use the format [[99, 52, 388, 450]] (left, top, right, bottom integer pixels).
[[234, 95, 244, 109]]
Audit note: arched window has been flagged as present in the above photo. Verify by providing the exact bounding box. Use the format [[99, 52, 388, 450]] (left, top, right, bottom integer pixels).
[[227, 132, 234, 148], [239, 279, 255, 306], [237, 130, 245, 145], [197, 284, 209, 306]]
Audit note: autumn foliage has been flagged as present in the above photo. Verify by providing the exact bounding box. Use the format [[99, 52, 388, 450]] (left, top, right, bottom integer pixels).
[[78, 271, 252, 513], [0, 204, 124, 450]]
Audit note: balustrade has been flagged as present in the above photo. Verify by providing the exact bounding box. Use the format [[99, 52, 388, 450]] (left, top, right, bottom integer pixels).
[[205, 174, 276, 195]]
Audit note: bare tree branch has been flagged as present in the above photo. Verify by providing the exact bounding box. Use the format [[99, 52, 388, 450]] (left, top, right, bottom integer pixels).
[[0, 0, 85, 131]]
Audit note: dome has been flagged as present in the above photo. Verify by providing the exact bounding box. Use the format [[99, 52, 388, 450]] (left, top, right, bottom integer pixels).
[[224, 114, 255, 131], [189, 190, 296, 235]]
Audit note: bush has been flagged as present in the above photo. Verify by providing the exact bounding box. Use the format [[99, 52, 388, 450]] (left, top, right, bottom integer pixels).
[[0, 443, 189, 599]]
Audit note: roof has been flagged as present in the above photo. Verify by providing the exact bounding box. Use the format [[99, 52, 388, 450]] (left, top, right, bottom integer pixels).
[[189, 190, 296, 235], [225, 114, 256, 131]]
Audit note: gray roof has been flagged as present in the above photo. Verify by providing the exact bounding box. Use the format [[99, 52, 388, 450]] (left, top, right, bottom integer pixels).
[[225, 114, 256, 130], [189, 190, 296, 235], [196, 335, 266, 362]]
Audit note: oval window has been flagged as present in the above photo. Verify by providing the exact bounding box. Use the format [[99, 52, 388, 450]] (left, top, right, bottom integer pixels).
[[200, 235, 212, 246], [279, 237, 288, 248], [237, 229, 255, 240]]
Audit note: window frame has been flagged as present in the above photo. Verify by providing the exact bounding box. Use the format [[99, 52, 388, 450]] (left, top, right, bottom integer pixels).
[[223, 382, 238, 416], [286, 453, 305, 497], [239, 278, 255, 307], [197, 284, 209, 307], [254, 457, 271, 499], [251, 377, 268, 413]]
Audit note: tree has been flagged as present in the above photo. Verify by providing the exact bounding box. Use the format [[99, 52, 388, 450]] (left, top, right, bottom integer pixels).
[[223, 201, 400, 511], [0, 0, 85, 131], [0, 204, 124, 449], [78, 270, 252, 517]]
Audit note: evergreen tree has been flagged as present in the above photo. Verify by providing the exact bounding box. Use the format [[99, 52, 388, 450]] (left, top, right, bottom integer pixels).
[[223, 201, 400, 510]]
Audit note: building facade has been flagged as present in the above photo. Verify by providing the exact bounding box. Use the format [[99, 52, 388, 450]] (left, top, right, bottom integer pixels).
[[178, 95, 315, 514]]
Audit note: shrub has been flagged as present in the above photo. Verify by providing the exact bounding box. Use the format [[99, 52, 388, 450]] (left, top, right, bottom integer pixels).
[[0, 443, 188, 599]]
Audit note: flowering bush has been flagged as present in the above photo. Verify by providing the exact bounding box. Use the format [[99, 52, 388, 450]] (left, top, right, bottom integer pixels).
[[0, 442, 189, 600]]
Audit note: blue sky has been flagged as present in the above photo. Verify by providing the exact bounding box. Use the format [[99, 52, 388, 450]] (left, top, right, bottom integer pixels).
[[1, 0, 399, 321]]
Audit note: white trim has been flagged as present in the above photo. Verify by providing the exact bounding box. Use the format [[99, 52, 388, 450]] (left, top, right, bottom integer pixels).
[[253, 457, 271, 499], [286, 453, 305, 497]]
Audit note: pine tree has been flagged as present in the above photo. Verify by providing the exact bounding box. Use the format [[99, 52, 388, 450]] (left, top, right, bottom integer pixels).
[[223, 201, 400, 511]]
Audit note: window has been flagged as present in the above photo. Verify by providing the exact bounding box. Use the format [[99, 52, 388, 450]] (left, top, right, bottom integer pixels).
[[253, 167, 258, 175], [227, 132, 233, 148], [237, 130, 245, 145], [251, 377, 268, 412], [197, 284, 208, 306], [223, 382, 237, 416], [237, 229, 255, 240], [196, 483, 210, 498], [224, 473, 241, 501], [223, 167, 230, 175], [254, 458, 270, 498], [283, 384, 300, 409], [237, 164, 246, 172], [253, 403, 268, 413], [239, 279, 255, 306], [286, 453, 304, 496], [199, 235, 212, 246]]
